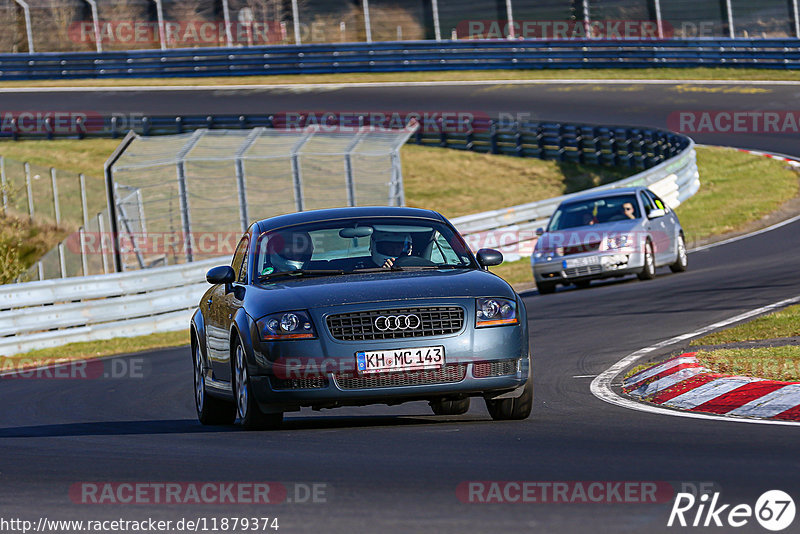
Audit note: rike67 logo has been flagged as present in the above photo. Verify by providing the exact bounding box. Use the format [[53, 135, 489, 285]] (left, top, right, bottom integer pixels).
[[668, 490, 795, 531]]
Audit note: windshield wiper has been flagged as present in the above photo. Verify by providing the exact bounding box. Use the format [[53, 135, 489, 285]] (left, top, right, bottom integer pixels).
[[259, 269, 345, 280]]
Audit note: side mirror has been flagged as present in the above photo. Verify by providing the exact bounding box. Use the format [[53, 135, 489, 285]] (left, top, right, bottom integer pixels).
[[648, 208, 666, 219], [206, 265, 235, 285], [476, 248, 503, 268], [535, 227, 545, 236]]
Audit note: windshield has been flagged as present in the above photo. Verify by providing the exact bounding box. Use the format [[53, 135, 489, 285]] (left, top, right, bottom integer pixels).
[[547, 194, 640, 231], [254, 217, 476, 279]]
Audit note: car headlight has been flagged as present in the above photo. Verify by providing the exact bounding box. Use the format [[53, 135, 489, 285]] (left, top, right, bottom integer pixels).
[[603, 234, 631, 250], [476, 298, 518, 327], [257, 310, 316, 340]]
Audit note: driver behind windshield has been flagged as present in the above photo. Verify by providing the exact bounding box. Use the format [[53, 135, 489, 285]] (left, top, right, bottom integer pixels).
[[370, 231, 413, 269], [262, 230, 314, 274]]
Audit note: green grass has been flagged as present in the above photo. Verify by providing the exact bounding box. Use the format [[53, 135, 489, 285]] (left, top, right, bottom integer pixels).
[[4, 67, 800, 88], [695, 346, 800, 382], [1, 330, 189, 369], [691, 304, 800, 346]]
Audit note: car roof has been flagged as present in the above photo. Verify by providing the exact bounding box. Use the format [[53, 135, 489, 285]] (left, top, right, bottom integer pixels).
[[254, 206, 447, 233], [559, 186, 647, 205]]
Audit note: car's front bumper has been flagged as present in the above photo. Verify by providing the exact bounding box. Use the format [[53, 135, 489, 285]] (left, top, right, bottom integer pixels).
[[245, 299, 529, 412], [532, 250, 645, 284]]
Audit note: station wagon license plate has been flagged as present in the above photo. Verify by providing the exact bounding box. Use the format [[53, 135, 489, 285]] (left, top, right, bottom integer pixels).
[[356, 346, 445, 375], [563, 256, 601, 269]]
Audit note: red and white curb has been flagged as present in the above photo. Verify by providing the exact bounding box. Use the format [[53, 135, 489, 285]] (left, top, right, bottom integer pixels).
[[623, 353, 800, 421], [736, 148, 800, 167]]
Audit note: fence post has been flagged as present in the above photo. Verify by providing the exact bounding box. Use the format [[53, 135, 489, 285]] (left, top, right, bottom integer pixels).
[[104, 130, 137, 273], [0, 156, 7, 215], [221, 0, 234, 47], [234, 128, 262, 232], [431, 0, 442, 41], [724, 0, 735, 38], [362, 0, 373, 43], [153, 0, 167, 49], [653, 0, 664, 39], [50, 168, 61, 227], [79, 174, 89, 276], [13, 0, 34, 53], [97, 212, 109, 274], [24, 162, 34, 221], [344, 131, 366, 207], [290, 129, 315, 212], [292, 0, 302, 45], [505, 0, 515, 39], [37, 261, 43, 281], [58, 242, 67, 278], [793, 0, 800, 38], [175, 130, 204, 263], [83, 0, 103, 52]]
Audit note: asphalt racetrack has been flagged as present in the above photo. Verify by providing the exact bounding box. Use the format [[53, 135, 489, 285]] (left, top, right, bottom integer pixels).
[[1, 81, 799, 533]]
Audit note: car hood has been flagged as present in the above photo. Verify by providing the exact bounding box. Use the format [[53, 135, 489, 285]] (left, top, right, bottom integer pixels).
[[245, 269, 514, 317], [540, 219, 642, 247]]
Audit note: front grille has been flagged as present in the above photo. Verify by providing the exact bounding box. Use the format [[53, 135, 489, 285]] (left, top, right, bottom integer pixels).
[[565, 265, 602, 277], [269, 376, 328, 390], [564, 242, 601, 256], [334, 363, 467, 390], [473, 358, 519, 378], [326, 306, 464, 341]]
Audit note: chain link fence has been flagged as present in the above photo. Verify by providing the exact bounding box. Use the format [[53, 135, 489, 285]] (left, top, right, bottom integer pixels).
[[3, 0, 798, 53]]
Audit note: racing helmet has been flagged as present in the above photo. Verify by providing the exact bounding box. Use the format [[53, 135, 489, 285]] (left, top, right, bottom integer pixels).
[[370, 230, 413, 266], [266, 230, 314, 272]]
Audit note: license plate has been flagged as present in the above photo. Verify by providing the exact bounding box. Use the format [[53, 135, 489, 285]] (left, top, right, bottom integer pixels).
[[563, 256, 601, 269], [356, 346, 445, 375]]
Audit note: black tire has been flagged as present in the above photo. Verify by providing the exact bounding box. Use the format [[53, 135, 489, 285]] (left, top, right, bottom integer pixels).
[[233, 341, 283, 430], [430, 397, 471, 416], [574, 280, 591, 289], [637, 240, 656, 281], [484, 377, 533, 421], [537, 281, 556, 294], [670, 234, 688, 273], [193, 337, 235, 426]]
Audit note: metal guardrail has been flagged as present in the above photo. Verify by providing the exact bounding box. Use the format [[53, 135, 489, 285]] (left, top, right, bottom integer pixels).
[[1, 39, 800, 80], [0, 119, 697, 357]]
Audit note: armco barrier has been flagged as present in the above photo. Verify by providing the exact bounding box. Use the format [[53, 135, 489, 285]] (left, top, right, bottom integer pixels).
[[0, 121, 698, 357], [1, 39, 800, 81]]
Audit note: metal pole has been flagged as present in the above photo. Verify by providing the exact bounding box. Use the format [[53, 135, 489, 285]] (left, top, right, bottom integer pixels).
[[724, 0, 735, 38], [153, 0, 167, 49], [58, 243, 67, 278], [97, 212, 109, 274], [343, 131, 366, 207], [24, 162, 34, 221], [79, 174, 89, 276], [50, 168, 61, 227], [390, 152, 404, 206], [289, 129, 316, 212], [653, 0, 664, 39], [13, 0, 34, 53], [431, 0, 442, 41], [792, 0, 800, 38], [83, 0, 103, 52], [291, 0, 301, 45], [234, 128, 262, 232], [37, 261, 43, 281], [221, 0, 233, 47], [582, 0, 590, 37], [174, 130, 204, 263], [362, 0, 372, 43], [504, 0, 515, 39], [0, 157, 7, 215], [104, 130, 137, 273]]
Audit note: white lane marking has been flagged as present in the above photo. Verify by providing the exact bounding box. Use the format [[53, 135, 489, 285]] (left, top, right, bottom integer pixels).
[[590, 294, 800, 427], [629, 367, 709, 398], [623, 355, 698, 387], [4, 78, 800, 93], [572, 374, 597, 378], [728, 384, 800, 418], [663, 376, 761, 409]]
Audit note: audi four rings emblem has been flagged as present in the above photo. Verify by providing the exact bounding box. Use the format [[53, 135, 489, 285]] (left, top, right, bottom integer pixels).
[[375, 314, 421, 331]]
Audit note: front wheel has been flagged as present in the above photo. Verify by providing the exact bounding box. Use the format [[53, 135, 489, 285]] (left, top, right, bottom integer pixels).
[[670, 234, 688, 273], [234, 342, 282, 430], [430, 397, 470, 416], [485, 379, 533, 421], [637, 240, 656, 280], [193, 339, 235, 426]]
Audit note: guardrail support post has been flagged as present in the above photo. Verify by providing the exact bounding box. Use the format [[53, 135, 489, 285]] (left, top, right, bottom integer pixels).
[[362, 0, 373, 43], [431, 0, 442, 41], [50, 168, 61, 227], [24, 162, 34, 221], [0, 156, 7, 215], [291, 0, 302, 45], [13, 0, 34, 53]]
